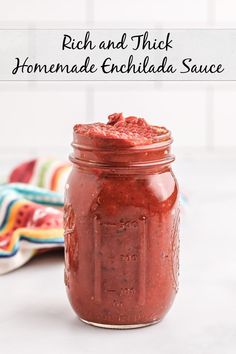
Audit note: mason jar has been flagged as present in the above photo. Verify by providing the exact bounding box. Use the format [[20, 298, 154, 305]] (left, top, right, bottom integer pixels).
[[64, 123, 180, 329]]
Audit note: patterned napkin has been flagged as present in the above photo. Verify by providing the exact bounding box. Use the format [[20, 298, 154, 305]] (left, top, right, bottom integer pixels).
[[0, 183, 64, 274], [8, 157, 71, 193], [0, 157, 70, 275]]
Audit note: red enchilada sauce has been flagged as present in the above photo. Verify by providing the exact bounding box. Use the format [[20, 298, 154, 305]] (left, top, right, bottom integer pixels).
[[64, 113, 180, 328]]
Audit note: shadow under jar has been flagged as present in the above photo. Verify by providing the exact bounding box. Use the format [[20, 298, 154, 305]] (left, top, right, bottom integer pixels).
[[64, 119, 180, 329]]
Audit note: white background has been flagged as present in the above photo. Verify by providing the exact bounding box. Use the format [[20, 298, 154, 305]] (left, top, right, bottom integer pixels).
[[0, 1, 236, 354]]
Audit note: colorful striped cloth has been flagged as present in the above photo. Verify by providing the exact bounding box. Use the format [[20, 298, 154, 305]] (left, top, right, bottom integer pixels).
[[0, 183, 64, 275], [8, 158, 71, 194]]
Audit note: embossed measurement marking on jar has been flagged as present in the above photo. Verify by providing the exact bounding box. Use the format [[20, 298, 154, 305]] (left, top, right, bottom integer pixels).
[[93, 216, 147, 305], [93, 216, 102, 302], [120, 254, 138, 261], [120, 287, 136, 296], [105, 288, 136, 296], [138, 217, 147, 305]]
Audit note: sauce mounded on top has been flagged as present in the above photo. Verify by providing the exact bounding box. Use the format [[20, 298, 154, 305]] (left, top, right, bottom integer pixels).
[[74, 113, 168, 147]]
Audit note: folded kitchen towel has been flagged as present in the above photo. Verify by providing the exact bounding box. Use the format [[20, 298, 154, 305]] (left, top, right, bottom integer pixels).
[[8, 157, 71, 194], [0, 183, 64, 275]]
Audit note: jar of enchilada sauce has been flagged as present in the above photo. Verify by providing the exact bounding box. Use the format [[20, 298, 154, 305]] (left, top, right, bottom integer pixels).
[[64, 113, 180, 329]]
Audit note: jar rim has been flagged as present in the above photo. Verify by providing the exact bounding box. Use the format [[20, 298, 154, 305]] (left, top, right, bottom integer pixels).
[[70, 129, 174, 170]]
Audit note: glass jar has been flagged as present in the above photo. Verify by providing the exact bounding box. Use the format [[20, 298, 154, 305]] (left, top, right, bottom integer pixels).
[[64, 128, 180, 329]]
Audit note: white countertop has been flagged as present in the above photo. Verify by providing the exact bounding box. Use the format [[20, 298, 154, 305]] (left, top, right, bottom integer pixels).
[[1, 153, 236, 354]]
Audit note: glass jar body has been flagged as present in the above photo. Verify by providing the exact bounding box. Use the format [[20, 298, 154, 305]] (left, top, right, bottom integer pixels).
[[64, 162, 179, 328]]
